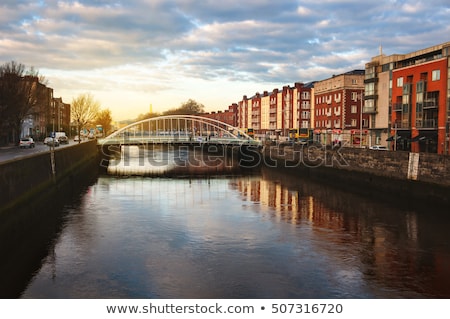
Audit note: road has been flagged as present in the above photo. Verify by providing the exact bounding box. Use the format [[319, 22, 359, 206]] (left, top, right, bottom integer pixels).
[[0, 140, 84, 163]]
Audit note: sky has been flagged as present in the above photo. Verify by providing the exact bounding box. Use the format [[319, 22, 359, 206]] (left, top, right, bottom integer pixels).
[[1, 0, 449, 121]]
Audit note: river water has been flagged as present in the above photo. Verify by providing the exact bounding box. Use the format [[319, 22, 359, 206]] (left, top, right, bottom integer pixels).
[[6, 147, 450, 298]]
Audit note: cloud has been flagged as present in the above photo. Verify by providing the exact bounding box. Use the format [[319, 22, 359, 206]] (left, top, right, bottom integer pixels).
[[1, 0, 449, 119]]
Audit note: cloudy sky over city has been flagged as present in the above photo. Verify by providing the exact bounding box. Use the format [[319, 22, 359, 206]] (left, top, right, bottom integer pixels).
[[1, 0, 449, 120]]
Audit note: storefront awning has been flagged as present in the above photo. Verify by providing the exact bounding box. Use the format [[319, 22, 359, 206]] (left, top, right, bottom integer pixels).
[[411, 135, 426, 142]]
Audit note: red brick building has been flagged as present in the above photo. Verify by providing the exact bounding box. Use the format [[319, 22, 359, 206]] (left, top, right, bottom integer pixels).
[[391, 44, 449, 153], [313, 70, 368, 146], [235, 82, 313, 140], [201, 104, 237, 127]]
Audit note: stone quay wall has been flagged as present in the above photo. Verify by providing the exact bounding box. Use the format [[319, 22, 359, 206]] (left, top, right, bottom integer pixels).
[[263, 145, 449, 207], [0, 141, 99, 212]]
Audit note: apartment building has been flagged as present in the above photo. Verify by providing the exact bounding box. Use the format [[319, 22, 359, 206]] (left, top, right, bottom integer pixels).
[[365, 41, 450, 154], [201, 104, 237, 127], [14, 76, 71, 140], [236, 82, 313, 140], [294, 82, 314, 140], [20, 77, 54, 140], [53, 97, 71, 133], [313, 70, 367, 146], [213, 42, 450, 153]]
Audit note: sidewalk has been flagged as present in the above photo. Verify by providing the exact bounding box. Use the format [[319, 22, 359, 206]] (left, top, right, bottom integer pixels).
[[0, 144, 16, 150]]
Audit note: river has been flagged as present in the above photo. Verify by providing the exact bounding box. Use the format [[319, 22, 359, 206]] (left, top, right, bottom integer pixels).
[[2, 146, 450, 298]]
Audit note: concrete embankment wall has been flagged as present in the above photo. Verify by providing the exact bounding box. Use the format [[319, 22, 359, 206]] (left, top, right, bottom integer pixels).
[[0, 141, 99, 212], [264, 146, 450, 207]]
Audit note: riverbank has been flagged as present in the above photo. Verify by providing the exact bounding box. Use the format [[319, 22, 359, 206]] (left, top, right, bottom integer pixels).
[[0, 140, 99, 213], [263, 145, 450, 208]]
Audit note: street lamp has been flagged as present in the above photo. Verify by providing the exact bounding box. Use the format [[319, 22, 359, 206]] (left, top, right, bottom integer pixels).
[[360, 92, 364, 148]]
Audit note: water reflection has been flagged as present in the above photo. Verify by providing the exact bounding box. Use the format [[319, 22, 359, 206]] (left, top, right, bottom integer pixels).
[[239, 168, 450, 298], [0, 163, 98, 298], [107, 145, 243, 176], [14, 167, 450, 298]]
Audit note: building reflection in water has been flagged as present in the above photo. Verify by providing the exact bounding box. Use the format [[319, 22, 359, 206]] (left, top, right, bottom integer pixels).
[[229, 167, 450, 298]]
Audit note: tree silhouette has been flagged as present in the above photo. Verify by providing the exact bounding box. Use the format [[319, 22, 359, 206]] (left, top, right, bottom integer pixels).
[[0, 61, 48, 145], [163, 99, 205, 115], [95, 109, 113, 136]]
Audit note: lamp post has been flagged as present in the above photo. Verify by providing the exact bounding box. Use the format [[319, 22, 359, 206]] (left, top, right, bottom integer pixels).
[[394, 123, 397, 151], [360, 92, 364, 148]]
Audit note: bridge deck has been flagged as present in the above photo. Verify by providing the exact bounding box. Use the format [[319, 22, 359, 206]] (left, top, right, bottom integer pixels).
[[98, 136, 262, 146]]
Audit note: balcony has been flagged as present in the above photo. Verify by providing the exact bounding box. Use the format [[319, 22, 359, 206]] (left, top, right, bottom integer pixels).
[[403, 83, 412, 95], [393, 103, 403, 111], [393, 120, 410, 129], [363, 106, 377, 114], [364, 76, 378, 83], [416, 119, 438, 128], [423, 99, 438, 109]]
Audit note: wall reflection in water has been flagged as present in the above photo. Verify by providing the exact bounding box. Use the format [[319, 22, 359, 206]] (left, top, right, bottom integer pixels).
[[231, 167, 450, 298], [7, 161, 450, 298]]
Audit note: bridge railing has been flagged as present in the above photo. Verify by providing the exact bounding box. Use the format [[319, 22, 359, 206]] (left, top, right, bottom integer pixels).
[[98, 115, 262, 146], [98, 135, 261, 146]]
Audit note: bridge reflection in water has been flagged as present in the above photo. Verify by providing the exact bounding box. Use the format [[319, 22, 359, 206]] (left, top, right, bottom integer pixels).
[[14, 167, 450, 298], [106, 145, 247, 176]]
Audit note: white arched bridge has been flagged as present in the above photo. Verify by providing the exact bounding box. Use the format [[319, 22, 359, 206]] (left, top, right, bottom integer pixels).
[[98, 114, 261, 146]]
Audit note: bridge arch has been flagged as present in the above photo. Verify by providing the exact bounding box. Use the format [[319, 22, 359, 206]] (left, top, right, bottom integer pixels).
[[99, 114, 259, 146]]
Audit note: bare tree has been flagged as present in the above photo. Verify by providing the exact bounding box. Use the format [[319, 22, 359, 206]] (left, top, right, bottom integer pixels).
[[0, 61, 47, 144], [71, 93, 100, 136]]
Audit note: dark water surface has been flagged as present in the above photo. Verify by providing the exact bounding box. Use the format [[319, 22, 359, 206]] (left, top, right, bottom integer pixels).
[[13, 165, 449, 298]]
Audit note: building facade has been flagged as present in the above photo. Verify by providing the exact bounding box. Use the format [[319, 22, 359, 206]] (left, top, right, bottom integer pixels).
[[53, 97, 71, 134], [313, 70, 368, 147], [14, 76, 71, 141], [200, 104, 237, 127], [235, 83, 313, 141], [203, 42, 450, 154], [365, 41, 450, 154]]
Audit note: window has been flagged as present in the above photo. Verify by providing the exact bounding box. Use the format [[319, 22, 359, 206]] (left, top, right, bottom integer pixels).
[[351, 119, 357, 126], [364, 99, 375, 111], [432, 70, 440, 81], [334, 93, 341, 102], [351, 92, 358, 101], [351, 105, 357, 113], [416, 81, 425, 93], [397, 77, 403, 87], [365, 82, 375, 96], [301, 111, 310, 119]]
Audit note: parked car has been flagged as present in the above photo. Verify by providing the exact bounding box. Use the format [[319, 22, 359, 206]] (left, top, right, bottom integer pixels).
[[44, 137, 60, 147], [74, 135, 80, 142], [19, 137, 35, 148], [369, 145, 388, 151], [58, 135, 69, 144]]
